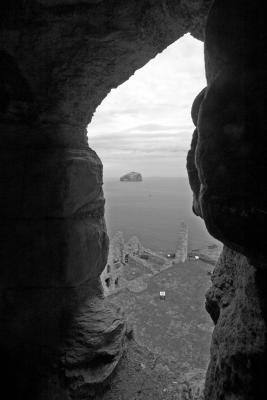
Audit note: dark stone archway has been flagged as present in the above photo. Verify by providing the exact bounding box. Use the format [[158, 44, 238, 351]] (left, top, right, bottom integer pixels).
[[0, 1, 266, 399]]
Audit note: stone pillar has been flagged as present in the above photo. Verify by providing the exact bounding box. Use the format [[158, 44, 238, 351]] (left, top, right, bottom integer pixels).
[[0, 121, 127, 398], [187, 1, 267, 398]]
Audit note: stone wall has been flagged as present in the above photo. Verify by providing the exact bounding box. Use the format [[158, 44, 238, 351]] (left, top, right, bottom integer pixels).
[[100, 232, 145, 296], [1, 0, 266, 399], [101, 231, 125, 295], [187, 1, 267, 398], [205, 247, 267, 399]]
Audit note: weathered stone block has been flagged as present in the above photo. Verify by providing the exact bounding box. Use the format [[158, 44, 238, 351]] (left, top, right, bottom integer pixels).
[[0, 148, 104, 218]]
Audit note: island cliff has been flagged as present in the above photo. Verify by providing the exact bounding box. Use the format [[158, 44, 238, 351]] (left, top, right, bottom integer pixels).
[[120, 172, 142, 182]]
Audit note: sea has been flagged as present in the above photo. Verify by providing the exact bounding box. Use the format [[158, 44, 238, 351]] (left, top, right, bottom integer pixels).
[[103, 177, 221, 254]]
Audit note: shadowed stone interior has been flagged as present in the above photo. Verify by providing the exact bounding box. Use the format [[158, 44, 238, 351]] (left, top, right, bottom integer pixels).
[[187, 1, 267, 398], [0, 0, 266, 399]]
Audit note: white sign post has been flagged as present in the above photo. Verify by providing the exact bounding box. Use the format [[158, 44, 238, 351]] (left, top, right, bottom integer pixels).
[[160, 291, 166, 300]]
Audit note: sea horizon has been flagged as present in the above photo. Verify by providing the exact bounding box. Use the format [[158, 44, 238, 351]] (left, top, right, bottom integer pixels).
[[104, 175, 188, 180], [103, 176, 222, 253]]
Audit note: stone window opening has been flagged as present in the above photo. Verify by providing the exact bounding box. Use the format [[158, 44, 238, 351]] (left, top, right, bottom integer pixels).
[[1, 1, 264, 399], [87, 36, 210, 385], [87, 34, 205, 181], [105, 277, 111, 288]]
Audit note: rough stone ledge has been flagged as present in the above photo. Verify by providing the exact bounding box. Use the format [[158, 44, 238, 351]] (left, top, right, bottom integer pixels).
[[205, 247, 267, 399]]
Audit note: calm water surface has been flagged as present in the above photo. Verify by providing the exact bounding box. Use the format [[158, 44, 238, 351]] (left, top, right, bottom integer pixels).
[[103, 177, 220, 253]]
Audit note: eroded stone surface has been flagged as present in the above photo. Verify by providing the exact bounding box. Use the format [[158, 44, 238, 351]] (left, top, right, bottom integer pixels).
[[189, 0, 267, 261], [0, 282, 127, 399], [187, 87, 206, 217], [0, 147, 108, 287], [187, 1, 267, 399], [205, 247, 267, 399], [63, 296, 127, 394], [0, 0, 211, 128], [0, 148, 104, 218], [196, 69, 267, 260]]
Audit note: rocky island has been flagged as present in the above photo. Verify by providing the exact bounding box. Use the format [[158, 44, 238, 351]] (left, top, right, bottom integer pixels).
[[120, 171, 142, 182]]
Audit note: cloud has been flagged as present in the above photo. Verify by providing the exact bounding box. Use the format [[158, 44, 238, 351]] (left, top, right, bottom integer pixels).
[[90, 128, 190, 142], [89, 128, 191, 153], [128, 123, 178, 132], [87, 34, 205, 177]]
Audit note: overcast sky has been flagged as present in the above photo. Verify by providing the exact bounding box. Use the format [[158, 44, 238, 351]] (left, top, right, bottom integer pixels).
[[87, 34, 206, 178]]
